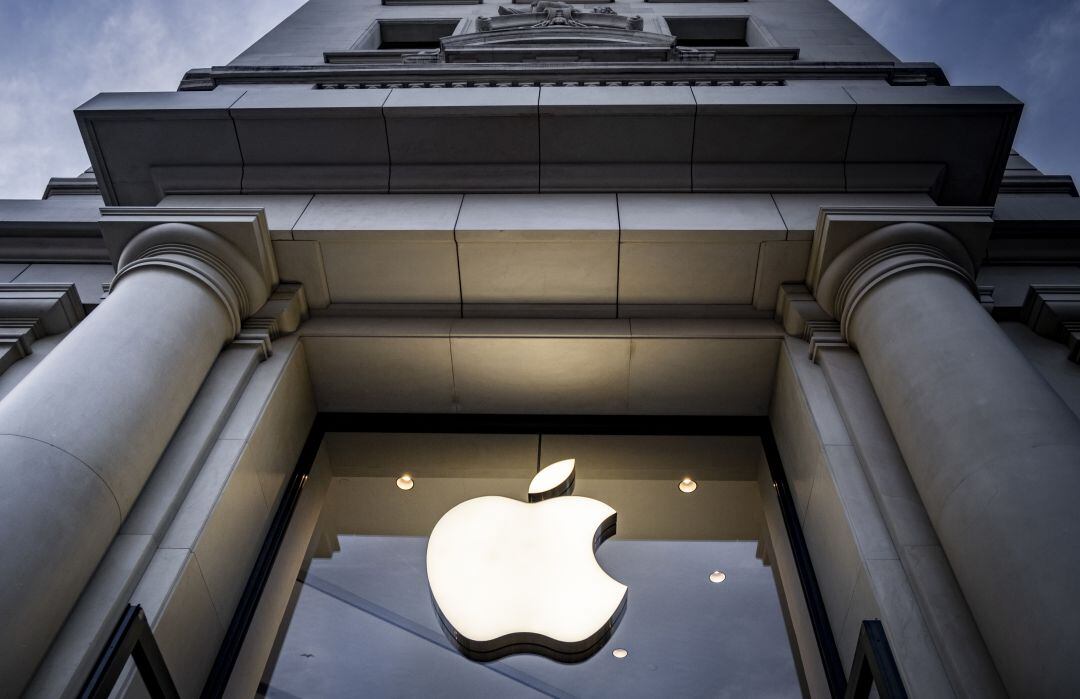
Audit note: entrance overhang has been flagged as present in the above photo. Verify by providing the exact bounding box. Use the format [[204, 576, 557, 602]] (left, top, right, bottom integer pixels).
[[76, 84, 1021, 206]]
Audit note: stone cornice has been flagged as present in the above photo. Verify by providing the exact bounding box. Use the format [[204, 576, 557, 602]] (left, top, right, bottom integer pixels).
[[0, 283, 84, 334], [998, 174, 1077, 197], [0, 283, 84, 374], [41, 177, 101, 198], [77, 85, 1020, 204], [0, 198, 110, 263], [1021, 284, 1080, 363]]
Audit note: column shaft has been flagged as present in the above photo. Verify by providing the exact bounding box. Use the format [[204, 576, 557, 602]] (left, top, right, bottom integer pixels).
[[848, 267, 1080, 696], [0, 263, 236, 694]]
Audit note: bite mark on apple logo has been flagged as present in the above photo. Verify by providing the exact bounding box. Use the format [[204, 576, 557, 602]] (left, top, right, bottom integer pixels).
[[426, 459, 628, 662]]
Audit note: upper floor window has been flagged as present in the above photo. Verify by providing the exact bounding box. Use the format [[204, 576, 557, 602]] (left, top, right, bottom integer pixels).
[[665, 16, 749, 48], [351, 19, 463, 51]]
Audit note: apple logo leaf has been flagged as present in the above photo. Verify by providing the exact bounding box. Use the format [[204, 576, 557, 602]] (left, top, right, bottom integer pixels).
[[528, 458, 576, 502], [426, 457, 628, 663]]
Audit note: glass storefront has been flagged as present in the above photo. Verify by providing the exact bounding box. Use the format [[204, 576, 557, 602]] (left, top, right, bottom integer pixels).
[[259, 432, 807, 698]]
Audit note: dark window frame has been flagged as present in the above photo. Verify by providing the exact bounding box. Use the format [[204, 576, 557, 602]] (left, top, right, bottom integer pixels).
[[350, 18, 464, 51], [661, 14, 781, 49]]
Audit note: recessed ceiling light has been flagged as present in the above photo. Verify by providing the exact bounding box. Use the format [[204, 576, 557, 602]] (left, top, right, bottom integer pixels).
[[612, 648, 628, 659], [396, 474, 414, 491], [709, 570, 726, 584], [678, 477, 697, 493]]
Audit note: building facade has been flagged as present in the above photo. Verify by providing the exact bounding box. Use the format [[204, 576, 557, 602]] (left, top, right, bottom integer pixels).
[[1, 0, 1079, 696]]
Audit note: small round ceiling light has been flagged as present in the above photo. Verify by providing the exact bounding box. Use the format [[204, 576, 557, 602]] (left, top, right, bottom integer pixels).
[[709, 570, 727, 584], [678, 477, 697, 493], [396, 474, 415, 491], [612, 648, 628, 659]]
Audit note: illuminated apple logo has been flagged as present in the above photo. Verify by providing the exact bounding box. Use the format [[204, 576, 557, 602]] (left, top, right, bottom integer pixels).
[[426, 459, 627, 662]]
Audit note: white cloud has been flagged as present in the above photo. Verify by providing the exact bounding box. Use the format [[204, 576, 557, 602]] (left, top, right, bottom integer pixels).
[[829, 0, 1079, 180], [3, 0, 1076, 196], [1025, 0, 1080, 104], [0, 0, 303, 199]]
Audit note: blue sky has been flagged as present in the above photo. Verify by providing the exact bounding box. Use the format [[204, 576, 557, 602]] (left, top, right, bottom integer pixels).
[[0, 0, 1077, 199], [832, 0, 1080, 181]]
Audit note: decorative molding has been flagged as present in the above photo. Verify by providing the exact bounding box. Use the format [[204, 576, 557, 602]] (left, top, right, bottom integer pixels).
[[479, 2, 643, 32], [806, 210, 996, 349], [804, 320, 847, 362], [100, 208, 279, 336], [774, 284, 848, 359], [998, 173, 1078, 197], [775, 283, 830, 338], [179, 62, 948, 92], [800, 209, 1000, 349], [99, 208, 278, 289], [1021, 284, 1080, 363], [384, 0, 480, 4], [832, 242, 974, 343], [442, 11, 672, 63], [232, 318, 276, 359], [42, 177, 101, 198], [231, 283, 310, 359], [673, 46, 800, 62], [314, 77, 785, 86], [115, 237, 258, 336], [0, 200, 109, 263], [0, 284, 84, 374], [806, 207, 994, 299]]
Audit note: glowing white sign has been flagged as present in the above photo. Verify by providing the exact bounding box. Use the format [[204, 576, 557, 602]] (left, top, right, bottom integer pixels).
[[426, 459, 627, 661]]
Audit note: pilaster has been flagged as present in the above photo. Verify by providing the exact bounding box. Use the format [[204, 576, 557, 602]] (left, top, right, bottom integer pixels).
[[1020, 284, 1080, 362], [0, 283, 84, 374], [774, 283, 846, 361], [233, 283, 310, 359]]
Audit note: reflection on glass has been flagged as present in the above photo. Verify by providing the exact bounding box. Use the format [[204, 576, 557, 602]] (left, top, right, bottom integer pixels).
[[260, 433, 806, 699]]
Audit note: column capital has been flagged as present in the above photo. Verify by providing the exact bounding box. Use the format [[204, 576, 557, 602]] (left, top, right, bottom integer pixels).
[[805, 207, 994, 344], [827, 235, 976, 344], [101, 208, 279, 335]]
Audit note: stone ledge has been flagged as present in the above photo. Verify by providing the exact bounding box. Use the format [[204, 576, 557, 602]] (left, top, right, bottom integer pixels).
[[76, 84, 1021, 205]]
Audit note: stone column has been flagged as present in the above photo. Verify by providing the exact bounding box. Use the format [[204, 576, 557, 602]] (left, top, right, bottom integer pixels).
[[0, 223, 270, 696], [816, 223, 1080, 696]]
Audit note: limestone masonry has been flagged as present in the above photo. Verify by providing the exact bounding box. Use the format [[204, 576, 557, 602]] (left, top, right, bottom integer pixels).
[[1, 0, 1078, 696]]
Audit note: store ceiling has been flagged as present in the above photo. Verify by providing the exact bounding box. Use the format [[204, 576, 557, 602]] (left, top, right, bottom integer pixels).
[[319, 432, 767, 541]]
